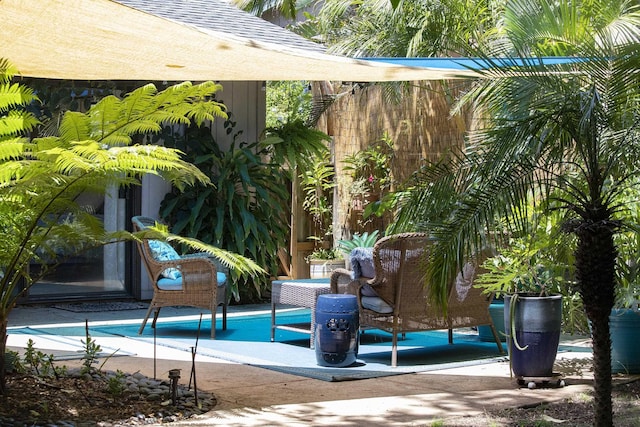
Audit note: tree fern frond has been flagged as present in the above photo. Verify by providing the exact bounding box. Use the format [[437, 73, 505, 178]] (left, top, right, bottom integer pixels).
[[0, 83, 37, 112], [0, 110, 39, 138], [88, 95, 123, 143], [0, 137, 27, 161], [59, 111, 90, 143]]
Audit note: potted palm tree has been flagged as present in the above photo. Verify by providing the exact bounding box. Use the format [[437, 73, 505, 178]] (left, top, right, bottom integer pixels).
[[386, 1, 640, 424]]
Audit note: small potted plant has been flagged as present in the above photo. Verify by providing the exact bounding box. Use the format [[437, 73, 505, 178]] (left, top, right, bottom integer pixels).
[[306, 247, 345, 279]]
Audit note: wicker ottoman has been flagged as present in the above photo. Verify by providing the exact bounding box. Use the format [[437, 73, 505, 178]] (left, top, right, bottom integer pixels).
[[270, 278, 332, 348]]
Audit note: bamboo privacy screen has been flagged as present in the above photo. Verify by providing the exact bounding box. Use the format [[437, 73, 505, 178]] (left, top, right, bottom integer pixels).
[[314, 80, 474, 241]]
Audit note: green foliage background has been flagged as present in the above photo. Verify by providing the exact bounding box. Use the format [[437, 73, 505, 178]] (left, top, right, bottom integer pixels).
[[158, 119, 289, 303]]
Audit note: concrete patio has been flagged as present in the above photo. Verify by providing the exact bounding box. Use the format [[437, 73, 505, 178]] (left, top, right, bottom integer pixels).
[[7, 302, 597, 426]]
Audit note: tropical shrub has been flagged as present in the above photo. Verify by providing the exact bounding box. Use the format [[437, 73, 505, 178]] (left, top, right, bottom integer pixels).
[[159, 119, 289, 302]]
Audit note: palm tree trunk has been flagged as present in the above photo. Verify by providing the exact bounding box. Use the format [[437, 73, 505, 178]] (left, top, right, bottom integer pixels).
[[574, 223, 617, 427], [589, 310, 613, 427]]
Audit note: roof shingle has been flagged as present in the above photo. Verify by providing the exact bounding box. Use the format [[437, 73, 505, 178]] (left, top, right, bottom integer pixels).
[[115, 0, 326, 54]]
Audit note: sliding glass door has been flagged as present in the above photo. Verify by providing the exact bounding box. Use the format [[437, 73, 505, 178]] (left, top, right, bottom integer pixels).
[[27, 185, 131, 301]]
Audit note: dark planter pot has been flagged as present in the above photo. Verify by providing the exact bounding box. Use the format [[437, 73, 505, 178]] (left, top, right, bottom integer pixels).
[[504, 293, 562, 378], [610, 308, 640, 374], [478, 300, 507, 342]]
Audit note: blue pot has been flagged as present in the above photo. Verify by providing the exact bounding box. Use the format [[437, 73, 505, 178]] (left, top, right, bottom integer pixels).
[[478, 300, 507, 342], [610, 308, 640, 374], [504, 293, 562, 378]]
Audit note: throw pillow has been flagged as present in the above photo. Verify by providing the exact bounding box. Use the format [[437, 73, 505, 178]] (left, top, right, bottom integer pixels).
[[148, 240, 182, 280]]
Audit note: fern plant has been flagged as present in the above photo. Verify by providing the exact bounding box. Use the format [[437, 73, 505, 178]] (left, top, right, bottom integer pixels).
[[0, 59, 263, 393]]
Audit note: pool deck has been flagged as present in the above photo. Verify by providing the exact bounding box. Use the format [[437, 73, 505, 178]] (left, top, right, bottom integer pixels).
[[7, 302, 603, 426]]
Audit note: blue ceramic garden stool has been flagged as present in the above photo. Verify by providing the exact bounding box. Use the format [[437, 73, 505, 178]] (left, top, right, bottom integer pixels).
[[315, 294, 359, 367]]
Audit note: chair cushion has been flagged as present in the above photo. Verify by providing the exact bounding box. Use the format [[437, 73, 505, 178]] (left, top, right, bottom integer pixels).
[[148, 240, 182, 280], [361, 296, 393, 314], [157, 272, 227, 290]]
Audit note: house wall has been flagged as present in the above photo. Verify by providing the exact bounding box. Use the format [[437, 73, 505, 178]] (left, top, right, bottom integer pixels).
[[212, 81, 266, 148], [137, 80, 265, 300]]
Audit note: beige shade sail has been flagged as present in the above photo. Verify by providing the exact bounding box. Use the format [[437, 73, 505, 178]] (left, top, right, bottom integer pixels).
[[0, 0, 480, 82]]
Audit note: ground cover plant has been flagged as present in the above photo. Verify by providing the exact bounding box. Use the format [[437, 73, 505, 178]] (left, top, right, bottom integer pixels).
[[1, 333, 216, 425]]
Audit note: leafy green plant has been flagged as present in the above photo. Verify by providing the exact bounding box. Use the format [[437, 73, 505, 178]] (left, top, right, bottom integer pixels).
[[262, 118, 331, 179], [24, 339, 54, 377], [81, 322, 103, 375], [106, 370, 127, 397], [337, 230, 380, 256], [305, 247, 342, 261], [301, 148, 336, 250], [615, 229, 640, 309], [17, 339, 65, 379], [614, 182, 640, 309], [159, 120, 289, 302], [265, 81, 312, 129], [342, 134, 395, 201]]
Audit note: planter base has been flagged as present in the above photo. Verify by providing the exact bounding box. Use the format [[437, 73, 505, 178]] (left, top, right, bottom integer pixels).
[[516, 372, 565, 389]]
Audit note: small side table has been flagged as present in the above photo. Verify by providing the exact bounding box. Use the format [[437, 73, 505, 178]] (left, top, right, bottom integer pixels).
[[271, 278, 332, 348]]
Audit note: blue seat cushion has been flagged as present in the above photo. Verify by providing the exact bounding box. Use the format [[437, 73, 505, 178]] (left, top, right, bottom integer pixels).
[[361, 296, 393, 314], [157, 272, 227, 290]]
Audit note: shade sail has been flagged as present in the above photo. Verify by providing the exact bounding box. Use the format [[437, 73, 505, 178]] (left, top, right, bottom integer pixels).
[[0, 0, 480, 82]]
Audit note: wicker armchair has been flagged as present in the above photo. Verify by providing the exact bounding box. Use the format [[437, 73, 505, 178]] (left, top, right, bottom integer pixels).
[[132, 216, 227, 339], [330, 232, 504, 367]]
